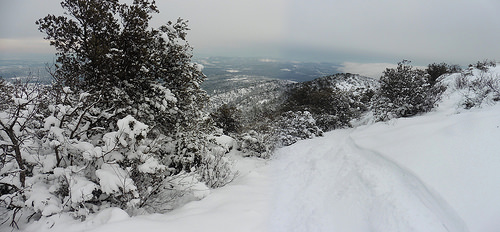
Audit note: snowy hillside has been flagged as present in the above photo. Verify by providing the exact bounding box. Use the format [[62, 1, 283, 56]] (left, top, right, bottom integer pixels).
[[20, 66, 500, 232], [299, 72, 379, 91], [207, 79, 290, 111], [207, 73, 377, 110]]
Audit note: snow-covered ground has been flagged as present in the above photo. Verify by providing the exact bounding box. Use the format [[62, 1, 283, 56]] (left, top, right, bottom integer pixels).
[[21, 71, 500, 232], [272, 105, 500, 232]]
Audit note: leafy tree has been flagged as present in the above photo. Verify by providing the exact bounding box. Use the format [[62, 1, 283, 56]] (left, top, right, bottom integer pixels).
[[36, 0, 213, 173], [36, 0, 207, 135], [373, 60, 442, 121]]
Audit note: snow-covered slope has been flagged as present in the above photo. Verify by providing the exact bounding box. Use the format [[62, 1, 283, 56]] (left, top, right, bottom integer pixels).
[[303, 72, 379, 91], [30, 102, 500, 232], [20, 67, 500, 232], [272, 128, 468, 232], [350, 104, 500, 232]]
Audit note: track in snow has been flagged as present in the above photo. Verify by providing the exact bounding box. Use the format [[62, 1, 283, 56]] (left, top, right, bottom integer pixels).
[[270, 129, 468, 232]]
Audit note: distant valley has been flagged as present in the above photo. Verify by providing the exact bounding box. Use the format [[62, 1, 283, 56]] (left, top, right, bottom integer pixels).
[[0, 57, 342, 93], [196, 57, 342, 93]]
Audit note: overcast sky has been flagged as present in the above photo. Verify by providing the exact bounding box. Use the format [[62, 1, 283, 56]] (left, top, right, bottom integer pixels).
[[2, 0, 500, 70]]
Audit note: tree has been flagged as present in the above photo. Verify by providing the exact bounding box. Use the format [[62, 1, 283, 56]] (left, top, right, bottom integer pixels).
[[275, 111, 322, 146], [36, 0, 207, 136], [36, 0, 212, 175], [0, 79, 47, 228], [11, 0, 234, 222], [373, 60, 441, 121]]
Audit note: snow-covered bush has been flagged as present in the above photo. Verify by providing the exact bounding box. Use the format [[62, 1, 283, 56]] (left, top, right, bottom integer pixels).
[[282, 80, 373, 131], [210, 104, 241, 135], [469, 59, 496, 72], [137, 172, 210, 214], [276, 111, 323, 146], [426, 62, 462, 86], [373, 60, 444, 121], [0, 79, 47, 228], [34, 100, 166, 217], [238, 130, 276, 159], [442, 63, 500, 109], [198, 146, 237, 188], [0, 85, 227, 228]]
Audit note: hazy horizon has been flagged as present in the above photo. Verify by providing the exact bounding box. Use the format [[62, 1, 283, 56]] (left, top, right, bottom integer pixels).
[[2, 0, 500, 77]]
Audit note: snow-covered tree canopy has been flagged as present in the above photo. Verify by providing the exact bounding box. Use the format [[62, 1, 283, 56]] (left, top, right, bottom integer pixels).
[[36, 0, 207, 134]]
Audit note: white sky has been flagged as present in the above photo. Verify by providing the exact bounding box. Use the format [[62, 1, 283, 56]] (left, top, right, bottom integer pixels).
[[1, 0, 500, 68]]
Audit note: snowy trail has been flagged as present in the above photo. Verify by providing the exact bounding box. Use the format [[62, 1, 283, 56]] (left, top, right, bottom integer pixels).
[[271, 129, 468, 232], [27, 104, 500, 232]]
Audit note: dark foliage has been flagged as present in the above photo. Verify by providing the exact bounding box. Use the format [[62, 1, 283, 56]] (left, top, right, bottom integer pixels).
[[426, 62, 461, 86], [281, 78, 372, 131], [373, 60, 443, 121], [469, 59, 497, 72], [36, 0, 207, 135], [275, 111, 323, 146], [210, 104, 241, 135]]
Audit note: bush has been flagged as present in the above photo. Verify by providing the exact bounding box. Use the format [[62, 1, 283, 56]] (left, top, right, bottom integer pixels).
[[373, 60, 443, 121], [237, 130, 276, 159], [453, 63, 500, 109], [469, 60, 496, 72], [426, 62, 461, 86], [275, 111, 323, 146], [210, 104, 241, 135], [282, 83, 363, 131]]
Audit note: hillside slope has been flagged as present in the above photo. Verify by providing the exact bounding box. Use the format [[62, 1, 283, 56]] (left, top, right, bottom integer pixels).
[[29, 101, 500, 232], [20, 67, 500, 232]]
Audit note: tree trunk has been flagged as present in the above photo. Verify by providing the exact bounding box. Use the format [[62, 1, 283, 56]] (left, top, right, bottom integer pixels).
[[6, 130, 25, 188]]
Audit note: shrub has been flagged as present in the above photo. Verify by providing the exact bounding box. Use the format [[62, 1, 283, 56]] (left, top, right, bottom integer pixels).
[[373, 60, 443, 121], [426, 62, 462, 86], [237, 130, 276, 159], [282, 83, 360, 131], [275, 111, 323, 146], [453, 63, 500, 109], [469, 60, 496, 72], [210, 104, 241, 135]]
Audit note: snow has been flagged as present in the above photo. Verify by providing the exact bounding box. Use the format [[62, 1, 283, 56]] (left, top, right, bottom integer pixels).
[[95, 163, 137, 196], [68, 176, 99, 204], [16, 69, 500, 232], [21, 100, 500, 231], [24, 183, 62, 217], [137, 156, 166, 174], [351, 104, 500, 232], [271, 130, 467, 232], [13, 97, 28, 105], [212, 134, 237, 152], [90, 207, 130, 225], [116, 115, 148, 145]]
